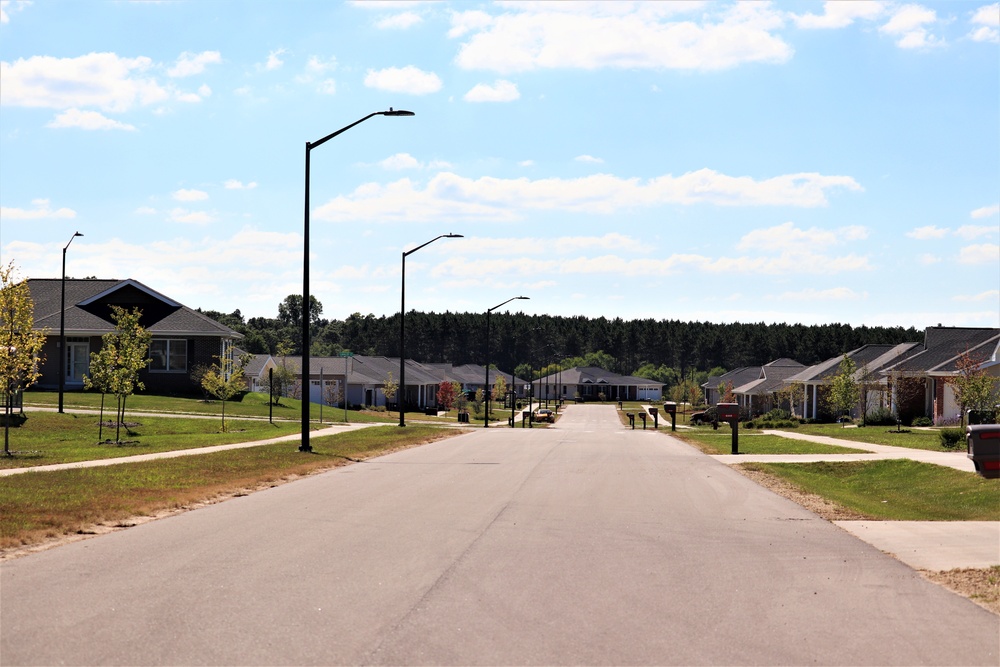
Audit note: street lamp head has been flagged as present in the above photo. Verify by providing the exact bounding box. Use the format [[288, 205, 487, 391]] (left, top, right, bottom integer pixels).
[[516, 296, 529, 300], [445, 233, 464, 238], [74, 232, 83, 238], [383, 108, 415, 116]]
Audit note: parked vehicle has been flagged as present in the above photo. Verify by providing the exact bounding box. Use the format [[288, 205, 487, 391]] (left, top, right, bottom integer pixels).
[[533, 408, 555, 423]]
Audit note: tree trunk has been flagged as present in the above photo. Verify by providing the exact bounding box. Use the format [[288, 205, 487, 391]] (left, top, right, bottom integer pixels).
[[99, 393, 105, 442]]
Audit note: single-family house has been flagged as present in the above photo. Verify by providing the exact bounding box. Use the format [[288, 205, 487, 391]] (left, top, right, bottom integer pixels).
[[784, 343, 921, 421], [880, 326, 1000, 425], [532, 366, 663, 403], [730, 358, 807, 415], [27, 278, 243, 395]]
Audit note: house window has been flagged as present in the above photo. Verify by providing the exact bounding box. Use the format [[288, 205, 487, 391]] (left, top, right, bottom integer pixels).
[[150, 339, 187, 372]]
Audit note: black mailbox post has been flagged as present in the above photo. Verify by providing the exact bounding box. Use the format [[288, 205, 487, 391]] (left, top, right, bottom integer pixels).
[[627, 413, 635, 429], [649, 406, 658, 429], [663, 402, 677, 431], [639, 412, 647, 429], [967, 424, 1000, 479], [717, 402, 740, 454]]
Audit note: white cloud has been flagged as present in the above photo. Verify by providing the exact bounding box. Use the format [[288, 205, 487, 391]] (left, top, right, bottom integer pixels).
[[305, 56, 337, 75], [464, 79, 520, 102], [918, 253, 941, 265], [453, 2, 792, 73], [263, 49, 286, 71], [313, 169, 863, 222], [364, 66, 442, 94], [959, 243, 1000, 264], [0, 0, 31, 24], [0, 198, 76, 220], [168, 208, 214, 224], [134, 206, 156, 215], [449, 9, 494, 38], [575, 155, 604, 164], [0, 52, 169, 112], [953, 289, 1000, 302], [168, 51, 222, 78], [773, 287, 865, 301], [458, 233, 648, 256], [519, 160, 535, 167], [433, 250, 871, 280], [376, 11, 423, 29], [737, 222, 869, 252], [46, 108, 137, 131], [792, 1, 885, 29], [969, 3, 1000, 41], [224, 180, 258, 190], [906, 224, 949, 240], [880, 4, 943, 49], [379, 153, 422, 170], [971, 203, 1000, 218], [172, 189, 209, 202], [955, 225, 997, 240]]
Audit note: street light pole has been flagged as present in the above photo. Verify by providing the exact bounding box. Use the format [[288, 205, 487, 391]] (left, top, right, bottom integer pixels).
[[399, 233, 463, 427], [485, 296, 529, 427], [301, 109, 414, 452], [58, 231, 83, 414]]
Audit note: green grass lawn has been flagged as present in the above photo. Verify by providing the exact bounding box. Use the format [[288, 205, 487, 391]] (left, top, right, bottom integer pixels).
[[742, 460, 1000, 521], [0, 425, 455, 550], [785, 423, 952, 451], [671, 428, 868, 455], [0, 411, 304, 467], [22, 390, 397, 423]]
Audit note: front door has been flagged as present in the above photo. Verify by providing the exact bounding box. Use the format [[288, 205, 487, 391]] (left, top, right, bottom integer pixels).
[[66, 339, 90, 386]]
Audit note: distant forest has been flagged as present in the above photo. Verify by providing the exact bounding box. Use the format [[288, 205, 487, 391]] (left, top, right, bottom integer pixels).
[[200, 295, 922, 382]]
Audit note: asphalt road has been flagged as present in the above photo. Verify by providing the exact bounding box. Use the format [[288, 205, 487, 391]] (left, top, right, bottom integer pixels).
[[2, 405, 997, 666]]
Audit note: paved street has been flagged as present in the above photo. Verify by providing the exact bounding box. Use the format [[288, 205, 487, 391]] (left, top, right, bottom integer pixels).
[[2, 405, 997, 665]]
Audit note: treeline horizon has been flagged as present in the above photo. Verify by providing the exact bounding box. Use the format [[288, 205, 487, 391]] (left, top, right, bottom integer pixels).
[[200, 296, 922, 381]]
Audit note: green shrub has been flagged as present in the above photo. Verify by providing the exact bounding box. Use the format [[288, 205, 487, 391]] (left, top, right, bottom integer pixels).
[[939, 428, 964, 449], [912, 416, 933, 427], [865, 407, 896, 426], [763, 408, 791, 421]]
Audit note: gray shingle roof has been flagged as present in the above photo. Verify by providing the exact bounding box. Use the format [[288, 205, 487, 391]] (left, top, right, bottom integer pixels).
[[28, 278, 241, 338], [885, 327, 1000, 375]]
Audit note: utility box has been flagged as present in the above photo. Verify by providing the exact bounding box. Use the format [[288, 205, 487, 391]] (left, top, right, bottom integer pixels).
[[967, 425, 1000, 479]]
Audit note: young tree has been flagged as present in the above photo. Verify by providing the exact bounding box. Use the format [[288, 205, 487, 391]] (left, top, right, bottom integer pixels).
[[382, 371, 399, 417], [948, 350, 1000, 427], [888, 370, 923, 429], [826, 355, 860, 426], [83, 342, 117, 442], [200, 352, 252, 432], [1, 263, 47, 456], [454, 383, 468, 414], [471, 387, 485, 416], [437, 380, 457, 410], [492, 373, 507, 403], [721, 380, 736, 404]]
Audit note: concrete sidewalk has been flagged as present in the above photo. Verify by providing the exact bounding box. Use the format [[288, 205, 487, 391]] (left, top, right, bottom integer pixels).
[[0, 422, 385, 477]]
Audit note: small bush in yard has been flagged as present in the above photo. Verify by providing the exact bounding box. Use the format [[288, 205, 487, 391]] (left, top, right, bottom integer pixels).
[[865, 407, 896, 426], [939, 428, 964, 449], [913, 416, 933, 427]]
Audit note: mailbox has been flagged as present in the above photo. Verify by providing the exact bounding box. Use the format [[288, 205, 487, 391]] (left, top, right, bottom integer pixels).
[[967, 425, 1000, 479], [716, 403, 740, 421], [662, 402, 677, 432], [716, 403, 741, 455]]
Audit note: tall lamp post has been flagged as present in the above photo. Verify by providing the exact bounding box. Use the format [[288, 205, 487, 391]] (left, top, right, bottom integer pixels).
[[398, 234, 463, 427], [58, 231, 83, 414], [301, 108, 414, 453], [485, 296, 529, 427]]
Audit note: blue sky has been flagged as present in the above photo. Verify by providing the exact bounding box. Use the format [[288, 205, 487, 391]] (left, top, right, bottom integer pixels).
[[1, 0, 997, 330]]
